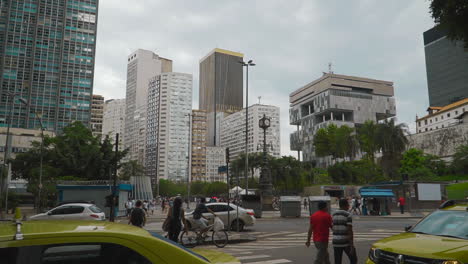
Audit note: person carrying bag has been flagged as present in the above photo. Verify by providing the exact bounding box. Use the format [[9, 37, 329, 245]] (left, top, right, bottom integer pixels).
[[164, 197, 188, 243]]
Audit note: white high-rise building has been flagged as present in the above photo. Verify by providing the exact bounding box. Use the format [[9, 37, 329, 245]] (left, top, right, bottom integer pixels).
[[102, 98, 125, 144], [146, 72, 193, 182], [124, 49, 172, 164], [220, 104, 281, 166], [206, 146, 227, 182]]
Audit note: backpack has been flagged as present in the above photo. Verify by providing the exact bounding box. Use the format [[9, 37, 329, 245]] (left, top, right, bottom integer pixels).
[[130, 208, 145, 227]]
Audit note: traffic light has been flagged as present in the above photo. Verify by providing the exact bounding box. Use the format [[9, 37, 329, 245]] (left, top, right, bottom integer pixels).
[[226, 147, 230, 164]]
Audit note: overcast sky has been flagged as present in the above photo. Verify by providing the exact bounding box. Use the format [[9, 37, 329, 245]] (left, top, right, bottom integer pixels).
[[93, 0, 435, 157]]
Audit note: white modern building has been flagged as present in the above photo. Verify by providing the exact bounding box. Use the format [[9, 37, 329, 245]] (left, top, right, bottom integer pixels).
[[416, 98, 468, 133], [124, 49, 172, 164], [206, 146, 227, 182], [220, 104, 281, 165], [102, 98, 125, 145], [146, 72, 193, 183], [289, 73, 396, 164]]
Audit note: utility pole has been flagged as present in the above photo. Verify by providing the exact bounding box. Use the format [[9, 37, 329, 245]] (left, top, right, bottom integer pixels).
[[187, 113, 192, 209], [110, 133, 119, 222], [226, 148, 230, 230]]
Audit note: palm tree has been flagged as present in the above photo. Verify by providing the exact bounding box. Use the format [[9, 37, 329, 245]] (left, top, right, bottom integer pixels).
[[377, 119, 409, 179], [358, 120, 379, 164]]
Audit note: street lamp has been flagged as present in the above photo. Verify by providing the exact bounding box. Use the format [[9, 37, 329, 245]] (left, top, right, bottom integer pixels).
[[18, 98, 45, 213], [185, 113, 192, 209], [259, 114, 273, 210], [239, 59, 255, 197]]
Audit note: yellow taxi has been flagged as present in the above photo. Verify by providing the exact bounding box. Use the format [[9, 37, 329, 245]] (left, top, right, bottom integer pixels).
[[0, 210, 238, 264], [367, 200, 468, 264]]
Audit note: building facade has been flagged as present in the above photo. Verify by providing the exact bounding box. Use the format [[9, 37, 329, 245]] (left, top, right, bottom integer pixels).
[[424, 26, 468, 107], [145, 72, 192, 183], [220, 104, 281, 165], [124, 49, 172, 163], [199, 48, 244, 146], [206, 146, 226, 182], [289, 73, 396, 163], [416, 98, 468, 133], [102, 98, 125, 144], [0, 127, 54, 164], [0, 0, 99, 132], [191, 110, 207, 182], [90, 94, 103, 137]]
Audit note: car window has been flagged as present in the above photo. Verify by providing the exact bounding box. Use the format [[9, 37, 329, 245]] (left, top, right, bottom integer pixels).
[[2, 243, 152, 264], [50, 207, 68, 215], [63, 206, 85, 214], [89, 205, 102, 213], [411, 210, 468, 239], [220, 205, 234, 211]]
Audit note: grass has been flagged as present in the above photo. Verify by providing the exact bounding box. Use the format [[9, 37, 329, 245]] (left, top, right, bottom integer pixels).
[[447, 182, 468, 200]]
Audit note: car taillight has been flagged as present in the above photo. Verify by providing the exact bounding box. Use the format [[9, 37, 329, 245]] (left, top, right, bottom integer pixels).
[[90, 214, 99, 218], [247, 211, 255, 216]]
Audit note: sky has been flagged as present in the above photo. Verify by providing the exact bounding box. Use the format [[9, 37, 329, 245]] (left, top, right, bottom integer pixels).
[[93, 0, 435, 157]]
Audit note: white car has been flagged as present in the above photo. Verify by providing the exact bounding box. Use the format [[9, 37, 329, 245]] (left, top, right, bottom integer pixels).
[[185, 202, 256, 232], [29, 203, 106, 221]]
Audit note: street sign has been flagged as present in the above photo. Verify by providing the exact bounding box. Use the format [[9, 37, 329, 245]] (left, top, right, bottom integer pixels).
[[218, 166, 227, 173]]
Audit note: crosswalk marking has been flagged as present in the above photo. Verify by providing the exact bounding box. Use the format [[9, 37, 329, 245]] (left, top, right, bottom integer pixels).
[[237, 255, 271, 260], [243, 259, 292, 264], [256, 231, 291, 238]]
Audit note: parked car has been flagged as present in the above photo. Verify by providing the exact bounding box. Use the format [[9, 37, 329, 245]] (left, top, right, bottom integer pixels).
[[366, 200, 468, 264], [0, 217, 214, 264], [29, 203, 106, 221], [185, 202, 256, 231]]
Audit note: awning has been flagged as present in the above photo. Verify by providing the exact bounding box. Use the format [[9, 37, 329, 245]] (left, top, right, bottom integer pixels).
[[359, 188, 395, 198]]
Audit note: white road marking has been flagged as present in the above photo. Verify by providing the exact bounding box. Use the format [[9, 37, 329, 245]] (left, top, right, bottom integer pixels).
[[237, 255, 271, 260], [242, 259, 292, 264]]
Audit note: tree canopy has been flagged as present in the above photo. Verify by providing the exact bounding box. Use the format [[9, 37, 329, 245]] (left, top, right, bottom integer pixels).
[[429, 0, 468, 47]]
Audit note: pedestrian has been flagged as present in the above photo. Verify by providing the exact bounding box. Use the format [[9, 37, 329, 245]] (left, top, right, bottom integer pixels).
[[150, 199, 156, 215], [306, 201, 333, 264], [398, 196, 405, 214], [125, 198, 133, 217], [161, 199, 166, 213], [192, 197, 216, 234], [128, 200, 146, 227], [165, 197, 188, 242], [332, 198, 357, 264], [304, 198, 308, 210]]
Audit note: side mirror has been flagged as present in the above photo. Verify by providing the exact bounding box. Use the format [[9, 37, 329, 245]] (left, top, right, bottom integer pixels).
[[47, 211, 52, 215], [405, 225, 412, 232]]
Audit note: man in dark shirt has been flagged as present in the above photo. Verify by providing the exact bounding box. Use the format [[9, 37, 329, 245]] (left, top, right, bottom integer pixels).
[[192, 197, 216, 233], [332, 198, 357, 264], [306, 201, 332, 264], [128, 200, 146, 227]]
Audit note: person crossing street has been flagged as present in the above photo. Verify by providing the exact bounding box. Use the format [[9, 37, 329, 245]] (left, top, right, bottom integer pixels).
[[306, 201, 333, 264], [332, 198, 357, 264]]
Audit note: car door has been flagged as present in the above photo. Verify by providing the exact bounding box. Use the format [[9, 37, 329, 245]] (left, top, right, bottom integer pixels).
[[47, 206, 69, 220], [61, 206, 86, 220]]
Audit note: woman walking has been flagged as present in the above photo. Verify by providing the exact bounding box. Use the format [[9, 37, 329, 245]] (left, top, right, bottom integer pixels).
[[166, 197, 188, 243]]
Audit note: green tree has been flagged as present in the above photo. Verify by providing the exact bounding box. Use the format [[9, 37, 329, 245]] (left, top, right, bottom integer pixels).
[[429, 0, 468, 47], [313, 128, 331, 157], [399, 148, 436, 181], [377, 119, 409, 179], [358, 120, 379, 164], [452, 144, 468, 175]]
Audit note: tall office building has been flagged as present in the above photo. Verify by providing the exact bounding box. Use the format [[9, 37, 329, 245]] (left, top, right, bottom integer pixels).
[[146, 72, 192, 182], [199, 48, 243, 146], [124, 49, 172, 163], [90, 94, 103, 137], [0, 0, 99, 132], [191, 110, 207, 182], [424, 26, 468, 107], [102, 98, 125, 144], [206, 146, 226, 182]]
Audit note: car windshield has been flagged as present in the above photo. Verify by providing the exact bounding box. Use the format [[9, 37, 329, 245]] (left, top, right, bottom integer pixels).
[[89, 205, 102, 213], [411, 210, 468, 239]]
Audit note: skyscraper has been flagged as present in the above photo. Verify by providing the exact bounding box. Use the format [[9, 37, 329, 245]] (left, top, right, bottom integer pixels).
[[0, 0, 99, 132], [146, 72, 192, 182], [424, 26, 468, 107], [199, 48, 243, 146], [102, 98, 125, 144], [124, 49, 172, 163], [90, 94, 104, 138], [190, 110, 207, 182]]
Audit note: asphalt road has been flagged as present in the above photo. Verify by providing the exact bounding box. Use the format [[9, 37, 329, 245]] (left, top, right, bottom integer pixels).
[[200, 216, 421, 264]]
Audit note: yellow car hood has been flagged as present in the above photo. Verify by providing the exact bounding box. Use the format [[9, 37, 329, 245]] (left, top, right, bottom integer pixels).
[[374, 232, 468, 261]]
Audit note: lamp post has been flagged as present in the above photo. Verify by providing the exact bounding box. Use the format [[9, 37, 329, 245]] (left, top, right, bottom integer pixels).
[[259, 114, 273, 210], [18, 98, 45, 213], [239, 59, 255, 197], [186, 113, 192, 209]]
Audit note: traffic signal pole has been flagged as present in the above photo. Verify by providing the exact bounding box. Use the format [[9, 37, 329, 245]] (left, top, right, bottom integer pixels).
[[110, 133, 119, 222]]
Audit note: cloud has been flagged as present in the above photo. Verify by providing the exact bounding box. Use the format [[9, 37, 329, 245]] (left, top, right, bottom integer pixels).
[[93, 0, 435, 157]]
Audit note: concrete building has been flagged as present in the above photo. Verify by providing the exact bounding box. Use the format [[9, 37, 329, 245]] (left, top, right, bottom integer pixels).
[[0, 128, 55, 164], [0, 0, 99, 132], [191, 110, 207, 182], [424, 26, 468, 107], [146, 72, 192, 183], [199, 48, 244, 146], [416, 98, 468, 133], [206, 146, 226, 182], [289, 73, 396, 164], [102, 98, 125, 144], [124, 49, 172, 163], [220, 104, 281, 165], [90, 94, 104, 138]]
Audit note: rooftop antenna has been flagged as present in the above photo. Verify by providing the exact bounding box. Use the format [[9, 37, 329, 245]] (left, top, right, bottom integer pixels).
[[258, 96, 262, 104], [328, 62, 334, 74]]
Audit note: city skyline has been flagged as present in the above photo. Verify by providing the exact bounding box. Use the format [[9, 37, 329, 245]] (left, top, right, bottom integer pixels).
[[93, 1, 435, 157]]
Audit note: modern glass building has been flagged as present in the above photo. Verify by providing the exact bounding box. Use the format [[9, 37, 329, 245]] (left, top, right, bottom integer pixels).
[[424, 26, 468, 107], [0, 0, 99, 132]]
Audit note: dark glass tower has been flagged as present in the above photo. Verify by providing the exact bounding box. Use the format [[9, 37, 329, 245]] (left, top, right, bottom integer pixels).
[[424, 26, 468, 107], [0, 0, 98, 132]]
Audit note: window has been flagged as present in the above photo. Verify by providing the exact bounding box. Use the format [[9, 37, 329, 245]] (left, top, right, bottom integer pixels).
[[65, 206, 85, 214], [89, 205, 102, 213], [455, 111, 458, 115], [447, 113, 451, 118]]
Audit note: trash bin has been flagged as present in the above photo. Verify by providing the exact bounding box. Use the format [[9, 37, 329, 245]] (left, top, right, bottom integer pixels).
[[280, 196, 302, 217], [308, 196, 331, 216], [241, 195, 262, 218]]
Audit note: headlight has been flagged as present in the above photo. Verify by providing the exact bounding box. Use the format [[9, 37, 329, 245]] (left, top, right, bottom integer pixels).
[[441, 261, 463, 264], [368, 247, 381, 262]]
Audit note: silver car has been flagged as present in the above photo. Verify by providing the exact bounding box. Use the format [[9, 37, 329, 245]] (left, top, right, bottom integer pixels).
[[29, 203, 106, 221], [185, 202, 256, 231]]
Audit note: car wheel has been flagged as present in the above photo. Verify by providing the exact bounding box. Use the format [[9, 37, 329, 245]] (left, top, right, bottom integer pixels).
[[230, 219, 244, 232]]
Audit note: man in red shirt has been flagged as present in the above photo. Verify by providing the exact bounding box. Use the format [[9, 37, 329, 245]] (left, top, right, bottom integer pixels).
[[306, 201, 333, 264], [398, 196, 406, 214]]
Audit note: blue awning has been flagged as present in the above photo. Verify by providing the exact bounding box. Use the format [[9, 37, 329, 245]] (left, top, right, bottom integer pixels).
[[359, 188, 395, 197]]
